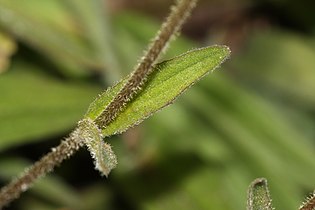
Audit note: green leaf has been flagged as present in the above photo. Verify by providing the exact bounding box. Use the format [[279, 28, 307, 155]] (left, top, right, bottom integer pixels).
[[0, 0, 98, 76], [66, 0, 122, 83], [84, 45, 230, 136], [183, 76, 314, 209], [247, 178, 274, 210], [0, 61, 101, 150], [78, 119, 117, 177], [232, 29, 315, 108]]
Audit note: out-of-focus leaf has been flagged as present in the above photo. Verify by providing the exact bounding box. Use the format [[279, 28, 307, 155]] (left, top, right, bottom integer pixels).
[[199, 75, 315, 186], [113, 12, 196, 73], [146, 104, 232, 163], [85, 46, 230, 137], [79, 183, 112, 210], [0, 31, 16, 73], [182, 74, 314, 209], [18, 200, 56, 210], [66, 0, 121, 83], [0, 0, 75, 32], [115, 159, 230, 210], [222, 163, 253, 210], [0, 0, 99, 76], [0, 61, 101, 150], [233, 29, 315, 109], [142, 168, 230, 210]]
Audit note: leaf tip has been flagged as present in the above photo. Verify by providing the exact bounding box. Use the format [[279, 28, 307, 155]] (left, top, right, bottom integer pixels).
[[213, 44, 231, 64], [247, 178, 274, 210]]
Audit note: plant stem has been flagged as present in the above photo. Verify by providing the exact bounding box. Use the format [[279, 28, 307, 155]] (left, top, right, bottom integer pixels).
[[0, 0, 198, 208], [300, 192, 315, 210], [94, 0, 197, 128], [0, 128, 84, 207]]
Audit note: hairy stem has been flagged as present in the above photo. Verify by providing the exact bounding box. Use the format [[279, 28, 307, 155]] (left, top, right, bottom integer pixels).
[[0, 0, 198, 207], [0, 128, 84, 207], [300, 192, 315, 210], [94, 0, 197, 128]]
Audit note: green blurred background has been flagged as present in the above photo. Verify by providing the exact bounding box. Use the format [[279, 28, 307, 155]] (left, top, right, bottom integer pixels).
[[1, 0, 315, 209]]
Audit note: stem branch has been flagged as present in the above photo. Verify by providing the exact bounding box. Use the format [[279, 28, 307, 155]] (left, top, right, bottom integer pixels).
[[0, 0, 198, 207]]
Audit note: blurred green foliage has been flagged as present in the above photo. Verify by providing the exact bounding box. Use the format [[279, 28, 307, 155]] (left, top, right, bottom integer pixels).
[[0, 0, 314, 210]]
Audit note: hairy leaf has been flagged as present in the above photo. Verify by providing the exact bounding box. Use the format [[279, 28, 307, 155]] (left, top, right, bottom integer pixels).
[[247, 178, 274, 210], [78, 119, 117, 176], [85, 45, 230, 136]]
